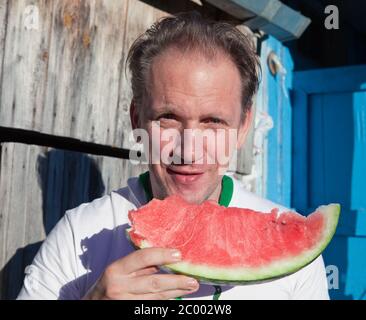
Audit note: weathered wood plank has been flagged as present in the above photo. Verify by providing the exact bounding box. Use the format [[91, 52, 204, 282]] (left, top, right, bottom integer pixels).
[[44, 0, 130, 146], [0, 0, 9, 96], [0, 143, 12, 297], [0, 143, 29, 299], [0, 142, 146, 299], [0, 0, 54, 131]]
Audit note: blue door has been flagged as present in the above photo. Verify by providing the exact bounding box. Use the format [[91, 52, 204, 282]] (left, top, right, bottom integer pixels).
[[292, 65, 366, 300]]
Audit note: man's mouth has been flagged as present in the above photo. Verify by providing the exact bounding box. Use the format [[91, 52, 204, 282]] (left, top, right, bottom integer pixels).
[[166, 167, 205, 184]]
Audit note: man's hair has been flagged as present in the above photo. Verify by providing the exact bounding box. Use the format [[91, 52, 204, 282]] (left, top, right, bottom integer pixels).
[[127, 11, 261, 118]]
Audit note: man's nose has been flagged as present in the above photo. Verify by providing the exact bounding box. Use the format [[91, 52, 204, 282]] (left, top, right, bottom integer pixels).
[[172, 126, 204, 165]]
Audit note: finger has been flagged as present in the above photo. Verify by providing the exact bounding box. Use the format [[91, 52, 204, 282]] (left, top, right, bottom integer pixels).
[[138, 288, 199, 300], [131, 266, 158, 277], [113, 247, 182, 274], [130, 274, 199, 294]]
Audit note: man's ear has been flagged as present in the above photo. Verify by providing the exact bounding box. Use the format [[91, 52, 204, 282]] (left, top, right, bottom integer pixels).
[[237, 107, 253, 149], [130, 99, 140, 130]]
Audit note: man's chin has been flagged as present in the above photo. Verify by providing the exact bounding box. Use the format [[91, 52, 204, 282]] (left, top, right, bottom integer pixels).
[[175, 192, 207, 204], [166, 185, 212, 204]]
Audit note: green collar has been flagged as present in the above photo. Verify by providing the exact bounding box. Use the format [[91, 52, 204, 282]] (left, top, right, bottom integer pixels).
[[138, 171, 233, 207]]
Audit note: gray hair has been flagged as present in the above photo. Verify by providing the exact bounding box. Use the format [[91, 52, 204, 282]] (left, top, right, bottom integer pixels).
[[127, 11, 261, 118]]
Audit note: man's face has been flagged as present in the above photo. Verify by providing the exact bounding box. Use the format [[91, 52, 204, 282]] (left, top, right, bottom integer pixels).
[[131, 48, 252, 204]]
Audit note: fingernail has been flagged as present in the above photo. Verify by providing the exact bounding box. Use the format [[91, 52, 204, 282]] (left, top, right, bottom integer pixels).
[[187, 279, 198, 289], [171, 250, 181, 260]]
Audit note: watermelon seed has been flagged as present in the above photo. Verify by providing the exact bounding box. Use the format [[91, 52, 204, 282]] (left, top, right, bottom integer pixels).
[[281, 221, 287, 225]]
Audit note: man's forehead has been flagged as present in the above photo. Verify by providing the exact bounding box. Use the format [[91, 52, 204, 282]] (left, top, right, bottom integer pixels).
[[150, 48, 241, 91], [144, 48, 242, 119], [149, 70, 241, 106]]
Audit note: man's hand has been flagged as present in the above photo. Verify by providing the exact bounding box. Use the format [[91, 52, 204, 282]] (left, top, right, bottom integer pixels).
[[83, 248, 199, 300]]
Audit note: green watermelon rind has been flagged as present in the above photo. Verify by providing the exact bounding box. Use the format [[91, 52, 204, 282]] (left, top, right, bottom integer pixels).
[[126, 203, 340, 285]]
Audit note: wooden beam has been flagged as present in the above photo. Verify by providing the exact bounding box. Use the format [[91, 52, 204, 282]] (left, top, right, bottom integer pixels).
[[0, 126, 131, 160]]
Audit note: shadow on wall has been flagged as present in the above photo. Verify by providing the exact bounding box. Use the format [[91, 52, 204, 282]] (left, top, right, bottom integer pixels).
[[0, 149, 105, 300]]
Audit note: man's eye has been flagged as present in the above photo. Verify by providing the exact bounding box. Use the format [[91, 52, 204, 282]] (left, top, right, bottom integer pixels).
[[203, 118, 223, 124], [157, 113, 177, 120]]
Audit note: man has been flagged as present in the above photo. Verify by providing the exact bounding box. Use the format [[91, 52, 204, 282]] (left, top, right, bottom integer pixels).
[[18, 12, 329, 300]]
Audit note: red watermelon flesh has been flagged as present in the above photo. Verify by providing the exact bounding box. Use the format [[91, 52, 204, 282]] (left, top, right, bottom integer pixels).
[[127, 195, 340, 283]]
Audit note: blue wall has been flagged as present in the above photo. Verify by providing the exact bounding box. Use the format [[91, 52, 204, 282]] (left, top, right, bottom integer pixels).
[[293, 65, 366, 299], [261, 35, 366, 299]]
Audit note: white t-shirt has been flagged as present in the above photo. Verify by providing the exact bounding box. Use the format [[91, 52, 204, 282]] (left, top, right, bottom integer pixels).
[[17, 174, 330, 300]]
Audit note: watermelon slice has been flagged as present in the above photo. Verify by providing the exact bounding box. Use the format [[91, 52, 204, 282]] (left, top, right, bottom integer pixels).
[[126, 195, 340, 284]]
